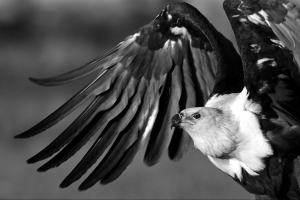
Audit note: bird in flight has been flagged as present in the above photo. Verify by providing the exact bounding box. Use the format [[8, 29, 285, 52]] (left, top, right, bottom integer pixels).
[[16, 0, 300, 199]]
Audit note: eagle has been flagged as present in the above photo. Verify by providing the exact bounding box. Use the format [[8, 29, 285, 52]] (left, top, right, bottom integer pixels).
[[16, 0, 300, 199]]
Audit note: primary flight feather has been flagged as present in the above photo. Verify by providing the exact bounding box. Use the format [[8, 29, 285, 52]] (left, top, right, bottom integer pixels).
[[16, 0, 300, 199]]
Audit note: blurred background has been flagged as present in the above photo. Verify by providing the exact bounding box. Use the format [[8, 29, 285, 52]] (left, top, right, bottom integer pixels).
[[0, 0, 255, 199]]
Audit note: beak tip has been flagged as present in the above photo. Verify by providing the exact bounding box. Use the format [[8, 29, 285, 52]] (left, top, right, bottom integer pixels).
[[171, 113, 181, 129]]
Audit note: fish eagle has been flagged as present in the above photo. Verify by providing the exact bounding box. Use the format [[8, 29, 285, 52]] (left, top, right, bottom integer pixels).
[[16, 0, 300, 199]]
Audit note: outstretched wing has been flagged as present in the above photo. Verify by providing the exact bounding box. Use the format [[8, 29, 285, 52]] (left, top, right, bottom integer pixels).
[[224, 0, 300, 197], [16, 3, 241, 190], [224, 0, 300, 120]]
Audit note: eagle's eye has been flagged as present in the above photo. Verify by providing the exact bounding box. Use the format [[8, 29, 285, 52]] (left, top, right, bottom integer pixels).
[[192, 113, 201, 119]]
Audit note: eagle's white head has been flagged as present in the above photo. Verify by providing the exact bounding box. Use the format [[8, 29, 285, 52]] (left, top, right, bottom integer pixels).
[[171, 90, 273, 180], [171, 107, 239, 158]]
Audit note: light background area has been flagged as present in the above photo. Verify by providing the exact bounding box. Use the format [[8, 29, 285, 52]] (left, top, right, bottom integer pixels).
[[0, 0, 257, 199]]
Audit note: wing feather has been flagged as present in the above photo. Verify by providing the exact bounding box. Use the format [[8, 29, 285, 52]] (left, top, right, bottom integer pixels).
[[100, 84, 161, 185], [27, 96, 103, 164], [79, 76, 161, 189], [224, 0, 300, 117], [34, 70, 132, 170], [144, 64, 182, 165], [78, 124, 137, 190], [168, 59, 195, 160], [29, 43, 123, 86], [191, 47, 216, 102], [78, 88, 148, 190], [18, 2, 243, 189], [15, 65, 124, 138], [224, 2, 300, 192], [100, 139, 141, 185], [59, 77, 146, 188]]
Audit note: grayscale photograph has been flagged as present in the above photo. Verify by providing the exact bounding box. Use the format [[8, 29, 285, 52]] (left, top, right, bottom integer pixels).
[[1, 0, 300, 199]]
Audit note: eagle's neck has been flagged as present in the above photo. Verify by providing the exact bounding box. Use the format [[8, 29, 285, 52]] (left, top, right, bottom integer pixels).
[[203, 88, 273, 180], [190, 110, 239, 157]]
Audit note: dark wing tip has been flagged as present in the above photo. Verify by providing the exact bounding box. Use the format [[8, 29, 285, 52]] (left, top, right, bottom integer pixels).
[[143, 154, 160, 166], [27, 157, 38, 164], [14, 133, 26, 139], [59, 182, 69, 189], [28, 77, 63, 86], [27, 54, 111, 87], [14, 129, 39, 139], [37, 164, 51, 172], [78, 181, 94, 191], [60, 179, 72, 189], [27, 150, 52, 164]]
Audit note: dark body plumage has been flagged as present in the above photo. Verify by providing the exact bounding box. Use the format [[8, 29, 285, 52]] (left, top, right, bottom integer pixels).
[[16, 1, 300, 199], [224, 1, 300, 199]]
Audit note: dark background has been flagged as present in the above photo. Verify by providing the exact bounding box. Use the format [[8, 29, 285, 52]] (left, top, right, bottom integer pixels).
[[0, 0, 256, 199]]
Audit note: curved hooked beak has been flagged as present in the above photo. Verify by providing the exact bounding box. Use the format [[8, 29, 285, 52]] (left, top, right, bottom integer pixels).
[[171, 113, 182, 128]]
